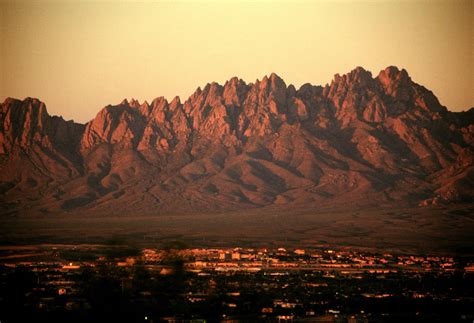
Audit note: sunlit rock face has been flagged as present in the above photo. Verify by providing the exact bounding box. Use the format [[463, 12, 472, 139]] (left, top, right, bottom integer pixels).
[[1, 67, 473, 215]]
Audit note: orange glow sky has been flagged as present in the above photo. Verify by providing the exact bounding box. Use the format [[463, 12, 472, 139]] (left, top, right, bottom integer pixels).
[[1, 0, 472, 123]]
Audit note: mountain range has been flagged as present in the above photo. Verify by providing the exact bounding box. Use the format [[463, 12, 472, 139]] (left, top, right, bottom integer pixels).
[[1, 66, 473, 216]]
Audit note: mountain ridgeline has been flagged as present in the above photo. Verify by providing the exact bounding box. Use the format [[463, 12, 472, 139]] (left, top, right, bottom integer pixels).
[[1, 66, 473, 216]]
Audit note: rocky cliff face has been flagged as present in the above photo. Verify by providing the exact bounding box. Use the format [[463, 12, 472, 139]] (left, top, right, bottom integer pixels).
[[1, 66, 472, 215]]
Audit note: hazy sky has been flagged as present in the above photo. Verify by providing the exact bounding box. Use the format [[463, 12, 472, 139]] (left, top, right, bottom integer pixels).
[[1, 0, 472, 123]]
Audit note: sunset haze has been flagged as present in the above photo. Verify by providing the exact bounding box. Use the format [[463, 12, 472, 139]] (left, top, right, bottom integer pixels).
[[1, 0, 473, 123]]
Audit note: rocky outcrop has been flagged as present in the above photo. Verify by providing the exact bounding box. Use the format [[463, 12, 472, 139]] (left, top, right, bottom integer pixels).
[[0, 97, 83, 154]]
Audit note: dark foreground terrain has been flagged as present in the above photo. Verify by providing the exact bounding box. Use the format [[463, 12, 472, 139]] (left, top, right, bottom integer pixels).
[[1, 205, 473, 255], [1, 204, 473, 322]]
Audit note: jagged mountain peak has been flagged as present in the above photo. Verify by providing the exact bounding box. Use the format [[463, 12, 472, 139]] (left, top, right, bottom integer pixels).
[[378, 65, 410, 81], [169, 96, 181, 108], [347, 66, 373, 80]]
